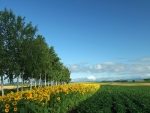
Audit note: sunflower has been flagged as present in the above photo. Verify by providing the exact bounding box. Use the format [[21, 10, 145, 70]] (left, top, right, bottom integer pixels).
[[55, 89, 59, 93], [14, 95, 19, 100], [5, 104, 10, 109], [2, 97, 6, 101], [14, 107, 17, 112], [45, 95, 50, 103], [57, 97, 60, 101], [65, 91, 68, 95], [7, 96, 12, 102], [5, 108, 9, 113], [12, 101, 17, 106], [26, 92, 32, 99], [39, 96, 43, 101]]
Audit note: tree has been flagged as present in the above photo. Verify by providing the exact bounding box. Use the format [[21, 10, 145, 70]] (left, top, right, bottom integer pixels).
[[0, 8, 16, 95], [11, 13, 37, 92], [0, 8, 37, 94], [48, 46, 61, 85], [32, 35, 50, 87]]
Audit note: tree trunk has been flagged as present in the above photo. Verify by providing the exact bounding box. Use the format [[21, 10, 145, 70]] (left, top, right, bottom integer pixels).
[[34, 79, 36, 88], [55, 81, 57, 86], [45, 74, 46, 86], [30, 78, 32, 90], [48, 81, 49, 87], [47, 77, 49, 86], [16, 77, 19, 92], [21, 74, 23, 91], [39, 73, 41, 86], [50, 80, 53, 86], [1, 76, 4, 96]]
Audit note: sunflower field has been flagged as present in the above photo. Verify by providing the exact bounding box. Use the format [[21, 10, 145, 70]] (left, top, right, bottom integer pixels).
[[0, 84, 100, 113]]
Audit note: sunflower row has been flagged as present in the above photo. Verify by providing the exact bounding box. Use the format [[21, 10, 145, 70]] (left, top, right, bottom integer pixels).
[[0, 83, 100, 113]]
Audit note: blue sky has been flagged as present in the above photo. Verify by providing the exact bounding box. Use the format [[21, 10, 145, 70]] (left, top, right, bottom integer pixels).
[[1, 0, 150, 81]]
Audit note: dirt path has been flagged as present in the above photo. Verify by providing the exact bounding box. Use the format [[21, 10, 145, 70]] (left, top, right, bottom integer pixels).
[[0, 86, 25, 90]]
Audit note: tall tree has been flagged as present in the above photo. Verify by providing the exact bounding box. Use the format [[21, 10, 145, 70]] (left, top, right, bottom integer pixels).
[[48, 46, 61, 85], [11, 14, 37, 92], [0, 8, 37, 93], [33, 35, 50, 87], [0, 8, 16, 95]]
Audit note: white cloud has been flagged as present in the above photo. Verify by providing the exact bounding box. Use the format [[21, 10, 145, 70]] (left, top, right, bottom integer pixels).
[[94, 64, 102, 70], [129, 64, 150, 73], [129, 57, 150, 63], [104, 62, 116, 65], [139, 58, 150, 62], [89, 66, 93, 69], [68, 62, 150, 74], [139, 74, 150, 78], [67, 59, 150, 81], [70, 65, 78, 70], [71, 73, 150, 82], [87, 76, 96, 80], [68, 63, 87, 72]]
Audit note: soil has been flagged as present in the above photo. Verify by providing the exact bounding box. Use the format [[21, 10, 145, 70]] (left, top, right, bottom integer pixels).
[[0, 86, 22, 90]]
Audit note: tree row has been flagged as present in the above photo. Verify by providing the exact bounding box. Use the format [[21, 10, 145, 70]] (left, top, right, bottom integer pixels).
[[0, 8, 71, 95]]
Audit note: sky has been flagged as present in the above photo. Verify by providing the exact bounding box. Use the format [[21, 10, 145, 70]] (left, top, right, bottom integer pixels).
[[1, 0, 150, 82]]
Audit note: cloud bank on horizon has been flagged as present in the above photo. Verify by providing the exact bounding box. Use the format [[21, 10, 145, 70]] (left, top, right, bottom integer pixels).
[[68, 57, 150, 81]]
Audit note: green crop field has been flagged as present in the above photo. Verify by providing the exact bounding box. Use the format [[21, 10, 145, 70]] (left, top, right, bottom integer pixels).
[[73, 85, 150, 113]]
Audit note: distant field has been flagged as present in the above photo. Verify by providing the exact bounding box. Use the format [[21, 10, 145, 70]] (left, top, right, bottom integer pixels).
[[70, 82, 109, 85], [110, 82, 150, 86], [71, 82, 150, 86]]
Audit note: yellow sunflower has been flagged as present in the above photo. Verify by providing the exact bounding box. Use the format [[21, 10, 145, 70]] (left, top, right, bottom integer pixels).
[[14, 107, 17, 112], [12, 101, 17, 106], [26, 92, 32, 99], [5, 108, 9, 113], [39, 95, 43, 101], [14, 95, 19, 100], [5, 104, 10, 109], [57, 97, 60, 101]]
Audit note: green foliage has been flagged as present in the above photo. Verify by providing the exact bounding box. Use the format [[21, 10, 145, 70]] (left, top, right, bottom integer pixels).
[[47, 88, 96, 113], [0, 7, 71, 95], [75, 85, 150, 113]]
